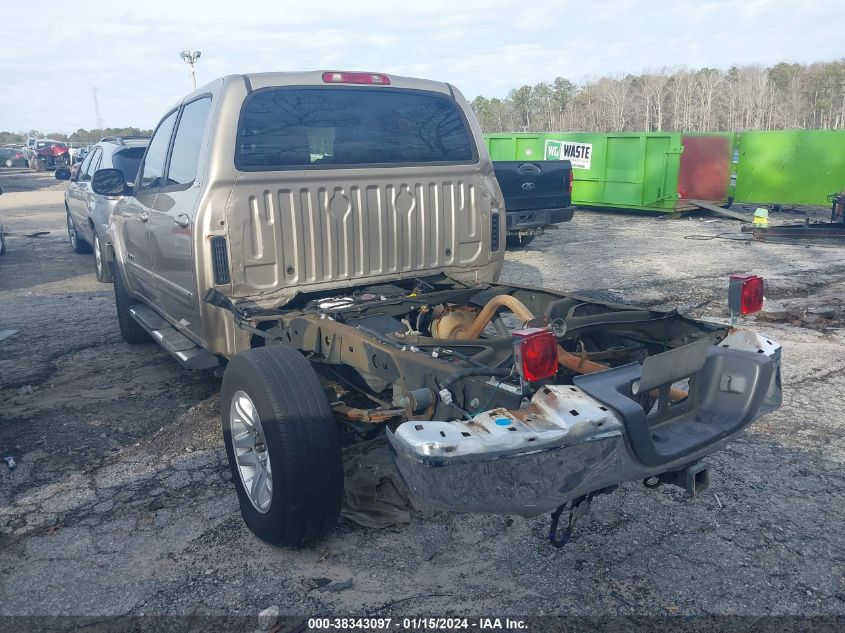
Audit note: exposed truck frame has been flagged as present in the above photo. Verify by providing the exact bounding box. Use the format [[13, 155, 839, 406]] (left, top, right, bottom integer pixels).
[[205, 277, 781, 522]]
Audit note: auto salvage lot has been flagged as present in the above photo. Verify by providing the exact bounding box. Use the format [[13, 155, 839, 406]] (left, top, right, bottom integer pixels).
[[1, 171, 844, 619]]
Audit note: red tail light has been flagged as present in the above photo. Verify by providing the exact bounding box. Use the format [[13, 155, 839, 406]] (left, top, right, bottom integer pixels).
[[322, 71, 391, 85], [512, 328, 558, 381], [567, 170, 573, 194], [728, 274, 764, 315]]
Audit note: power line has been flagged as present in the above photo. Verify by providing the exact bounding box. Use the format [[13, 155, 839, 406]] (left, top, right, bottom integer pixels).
[[92, 87, 104, 131]]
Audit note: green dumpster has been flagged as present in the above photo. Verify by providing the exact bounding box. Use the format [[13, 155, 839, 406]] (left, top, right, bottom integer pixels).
[[485, 132, 734, 213], [734, 130, 845, 206]]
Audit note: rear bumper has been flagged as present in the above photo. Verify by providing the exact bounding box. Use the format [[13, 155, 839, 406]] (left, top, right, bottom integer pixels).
[[388, 330, 781, 516], [505, 206, 574, 231]]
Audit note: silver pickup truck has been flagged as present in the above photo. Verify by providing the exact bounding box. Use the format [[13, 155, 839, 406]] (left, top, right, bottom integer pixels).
[[91, 71, 782, 547]]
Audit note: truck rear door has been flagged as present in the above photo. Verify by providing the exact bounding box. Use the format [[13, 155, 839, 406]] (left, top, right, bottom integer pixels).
[[149, 96, 213, 342]]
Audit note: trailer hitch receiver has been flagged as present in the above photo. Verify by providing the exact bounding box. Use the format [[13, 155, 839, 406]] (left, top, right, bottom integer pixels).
[[643, 461, 709, 496]]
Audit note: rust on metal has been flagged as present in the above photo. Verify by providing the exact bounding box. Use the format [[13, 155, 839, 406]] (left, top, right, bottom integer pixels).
[[332, 404, 404, 424], [743, 221, 845, 246]]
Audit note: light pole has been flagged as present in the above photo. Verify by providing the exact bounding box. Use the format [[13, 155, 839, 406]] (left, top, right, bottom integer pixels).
[[180, 50, 201, 90]]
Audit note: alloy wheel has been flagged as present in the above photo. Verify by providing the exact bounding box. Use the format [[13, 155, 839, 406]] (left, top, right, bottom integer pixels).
[[229, 390, 273, 513], [67, 214, 77, 249], [94, 234, 103, 276]]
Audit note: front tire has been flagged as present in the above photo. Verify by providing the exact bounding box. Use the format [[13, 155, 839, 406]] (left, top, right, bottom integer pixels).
[[222, 346, 343, 547], [111, 264, 151, 344], [93, 232, 113, 283], [4, 159, 12, 168]]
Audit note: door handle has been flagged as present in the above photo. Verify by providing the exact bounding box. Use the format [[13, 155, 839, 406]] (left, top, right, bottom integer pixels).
[[517, 163, 542, 176], [139, 211, 149, 222], [173, 214, 190, 228]]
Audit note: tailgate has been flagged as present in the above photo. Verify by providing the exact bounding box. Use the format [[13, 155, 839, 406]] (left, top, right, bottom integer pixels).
[[493, 160, 571, 212], [226, 164, 498, 296]]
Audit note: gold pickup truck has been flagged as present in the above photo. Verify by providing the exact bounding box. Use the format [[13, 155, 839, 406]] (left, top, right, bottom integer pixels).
[[90, 71, 782, 547]]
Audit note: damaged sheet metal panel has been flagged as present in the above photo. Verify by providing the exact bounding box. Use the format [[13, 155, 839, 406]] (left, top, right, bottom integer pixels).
[[388, 384, 627, 516], [389, 330, 782, 517], [391, 385, 624, 459]]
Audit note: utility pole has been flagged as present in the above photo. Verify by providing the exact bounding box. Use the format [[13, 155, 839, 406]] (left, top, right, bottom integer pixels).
[[180, 50, 202, 90], [92, 87, 105, 131]]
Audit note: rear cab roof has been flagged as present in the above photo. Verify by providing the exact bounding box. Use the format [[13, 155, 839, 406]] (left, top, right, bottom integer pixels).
[[192, 70, 482, 185], [174, 71, 456, 114], [239, 70, 455, 95]]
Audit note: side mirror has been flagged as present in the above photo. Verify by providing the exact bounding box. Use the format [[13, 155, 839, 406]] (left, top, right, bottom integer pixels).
[[92, 169, 127, 196], [54, 167, 71, 181]]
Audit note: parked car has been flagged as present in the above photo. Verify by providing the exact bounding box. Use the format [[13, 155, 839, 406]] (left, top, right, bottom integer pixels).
[[92, 71, 782, 547], [0, 147, 28, 168], [72, 145, 92, 164], [32, 139, 70, 170], [55, 136, 150, 281], [493, 159, 575, 248], [69, 161, 83, 180]]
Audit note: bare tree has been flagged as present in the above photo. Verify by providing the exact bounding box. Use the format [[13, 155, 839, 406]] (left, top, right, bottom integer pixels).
[[470, 59, 845, 134]]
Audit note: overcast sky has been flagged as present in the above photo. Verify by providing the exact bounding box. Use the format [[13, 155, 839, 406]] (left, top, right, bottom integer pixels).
[[1, 0, 841, 133]]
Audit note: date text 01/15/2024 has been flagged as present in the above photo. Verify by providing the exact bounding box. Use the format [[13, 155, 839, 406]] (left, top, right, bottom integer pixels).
[[306, 618, 528, 630]]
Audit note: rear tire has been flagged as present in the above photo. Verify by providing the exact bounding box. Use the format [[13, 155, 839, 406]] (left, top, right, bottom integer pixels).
[[222, 346, 343, 547], [66, 211, 91, 254], [93, 232, 113, 283], [111, 264, 151, 344], [4, 159, 12, 168], [506, 234, 535, 249]]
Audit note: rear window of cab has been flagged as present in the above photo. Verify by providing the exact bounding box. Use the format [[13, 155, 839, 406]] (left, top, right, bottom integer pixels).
[[235, 87, 476, 170]]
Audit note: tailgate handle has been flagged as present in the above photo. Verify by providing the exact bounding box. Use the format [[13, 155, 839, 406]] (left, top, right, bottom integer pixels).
[[517, 163, 542, 176]]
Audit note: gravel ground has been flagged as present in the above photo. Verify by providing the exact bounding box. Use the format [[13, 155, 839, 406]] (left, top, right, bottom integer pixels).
[[1, 171, 844, 624]]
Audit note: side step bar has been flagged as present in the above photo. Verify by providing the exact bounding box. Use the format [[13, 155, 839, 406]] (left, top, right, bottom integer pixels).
[[129, 305, 219, 370]]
